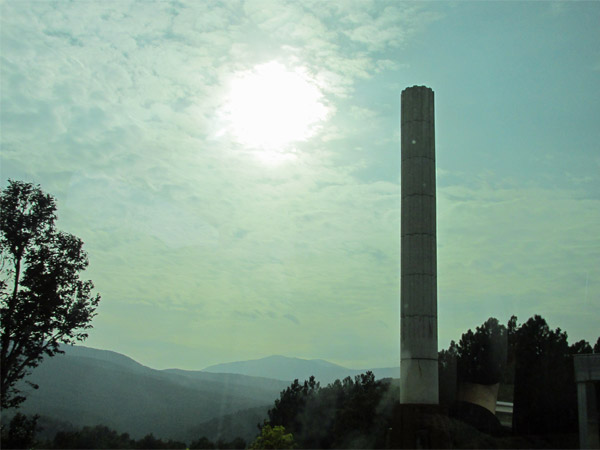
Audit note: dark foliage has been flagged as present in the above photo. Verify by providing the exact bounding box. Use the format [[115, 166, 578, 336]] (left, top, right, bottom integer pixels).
[[570, 339, 593, 355], [438, 315, 596, 447], [456, 318, 507, 385], [0, 412, 40, 449], [0, 180, 100, 408], [16, 422, 245, 449], [266, 372, 397, 448], [268, 376, 320, 436], [51, 425, 134, 449], [439, 318, 512, 408], [188, 436, 246, 449], [190, 436, 217, 449], [135, 433, 187, 449], [34, 425, 195, 449], [512, 315, 578, 436], [438, 339, 458, 407], [217, 437, 247, 449]]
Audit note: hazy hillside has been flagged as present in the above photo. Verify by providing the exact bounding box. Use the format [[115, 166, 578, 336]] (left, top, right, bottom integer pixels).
[[202, 355, 399, 384], [8, 346, 399, 442], [184, 405, 270, 444], [12, 346, 289, 441]]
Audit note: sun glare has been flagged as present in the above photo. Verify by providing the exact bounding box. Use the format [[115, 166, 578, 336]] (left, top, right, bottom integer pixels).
[[222, 61, 328, 162]]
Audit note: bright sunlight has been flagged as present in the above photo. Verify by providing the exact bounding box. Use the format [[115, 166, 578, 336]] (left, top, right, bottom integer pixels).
[[222, 61, 329, 162]]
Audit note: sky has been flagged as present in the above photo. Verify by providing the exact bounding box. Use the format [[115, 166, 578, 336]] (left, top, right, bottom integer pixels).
[[1, 0, 599, 371]]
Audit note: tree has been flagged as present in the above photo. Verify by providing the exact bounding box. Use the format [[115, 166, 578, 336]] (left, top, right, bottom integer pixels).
[[249, 425, 297, 449], [456, 317, 507, 386], [267, 376, 319, 436], [265, 372, 394, 448], [134, 433, 186, 449], [438, 339, 458, 407], [512, 315, 579, 437], [0, 180, 100, 408], [0, 413, 40, 449], [570, 339, 593, 355], [52, 425, 134, 449], [189, 437, 216, 449]]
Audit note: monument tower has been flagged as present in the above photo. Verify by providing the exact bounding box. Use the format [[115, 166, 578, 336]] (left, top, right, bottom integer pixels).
[[400, 86, 438, 404]]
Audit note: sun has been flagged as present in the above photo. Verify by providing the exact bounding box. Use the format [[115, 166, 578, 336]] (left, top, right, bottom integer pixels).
[[222, 61, 328, 161]]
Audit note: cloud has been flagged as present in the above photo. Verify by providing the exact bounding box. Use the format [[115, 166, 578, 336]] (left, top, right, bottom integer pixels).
[[283, 314, 300, 325], [0, 0, 447, 369]]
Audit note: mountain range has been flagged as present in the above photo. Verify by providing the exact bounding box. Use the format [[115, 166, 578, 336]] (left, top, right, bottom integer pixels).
[[7, 345, 399, 443], [201, 354, 399, 385]]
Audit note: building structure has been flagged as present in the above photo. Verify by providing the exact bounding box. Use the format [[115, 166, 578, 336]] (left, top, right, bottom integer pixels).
[[574, 354, 600, 449], [400, 86, 438, 404]]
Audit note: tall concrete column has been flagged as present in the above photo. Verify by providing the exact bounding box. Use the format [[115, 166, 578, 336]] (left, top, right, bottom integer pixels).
[[400, 86, 438, 404]]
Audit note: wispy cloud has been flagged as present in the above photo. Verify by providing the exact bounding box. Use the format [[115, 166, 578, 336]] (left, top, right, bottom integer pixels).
[[2, 0, 597, 370]]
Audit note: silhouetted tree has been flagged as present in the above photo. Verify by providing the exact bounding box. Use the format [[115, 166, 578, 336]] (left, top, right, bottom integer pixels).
[[570, 339, 593, 355], [595, 337, 600, 353], [438, 339, 458, 407], [266, 372, 394, 448], [456, 317, 507, 386], [0, 413, 40, 449], [189, 436, 216, 449], [51, 425, 134, 449], [512, 315, 579, 438], [268, 376, 319, 436], [438, 318, 515, 407], [189, 436, 246, 449], [0, 180, 100, 408], [504, 315, 518, 385], [135, 433, 186, 449], [436, 316, 593, 447]]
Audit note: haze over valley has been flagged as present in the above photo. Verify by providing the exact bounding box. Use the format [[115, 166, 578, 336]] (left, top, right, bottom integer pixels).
[[10, 345, 399, 443]]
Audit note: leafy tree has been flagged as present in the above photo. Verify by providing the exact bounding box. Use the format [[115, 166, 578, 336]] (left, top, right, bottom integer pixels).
[[504, 315, 518, 385], [0, 413, 40, 449], [438, 317, 516, 407], [52, 425, 134, 449], [189, 436, 216, 449], [188, 436, 246, 449], [134, 433, 186, 449], [512, 315, 579, 437], [438, 339, 458, 407], [249, 425, 297, 449], [456, 317, 507, 385], [570, 339, 593, 355], [595, 337, 600, 353], [267, 376, 319, 436], [0, 180, 101, 408], [266, 372, 394, 448]]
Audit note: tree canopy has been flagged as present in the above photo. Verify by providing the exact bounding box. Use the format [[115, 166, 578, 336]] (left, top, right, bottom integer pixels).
[[456, 317, 508, 385], [439, 314, 599, 445], [0, 180, 100, 408], [249, 425, 296, 450], [265, 372, 397, 448]]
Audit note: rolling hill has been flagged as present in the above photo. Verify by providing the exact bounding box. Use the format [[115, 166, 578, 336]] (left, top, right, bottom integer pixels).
[[11, 346, 288, 441], [7, 346, 399, 442], [202, 354, 400, 384]]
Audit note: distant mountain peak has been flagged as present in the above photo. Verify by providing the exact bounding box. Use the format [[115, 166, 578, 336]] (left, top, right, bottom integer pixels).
[[200, 354, 399, 385]]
